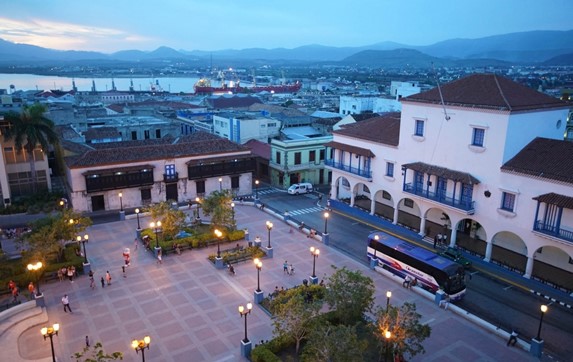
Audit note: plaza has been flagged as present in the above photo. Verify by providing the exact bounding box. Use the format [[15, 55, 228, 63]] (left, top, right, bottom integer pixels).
[[7, 203, 536, 361]]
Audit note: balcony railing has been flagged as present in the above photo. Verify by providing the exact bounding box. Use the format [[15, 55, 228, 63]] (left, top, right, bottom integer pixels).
[[86, 172, 154, 193], [187, 159, 255, 180], [534, 221, 573, 244], [163, 172, 179, 183], [403, 183, 475, 214], [324, 159, 372, 179]]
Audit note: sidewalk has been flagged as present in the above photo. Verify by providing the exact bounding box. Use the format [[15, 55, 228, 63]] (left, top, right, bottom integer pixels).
[[15, 204, 536, 361]]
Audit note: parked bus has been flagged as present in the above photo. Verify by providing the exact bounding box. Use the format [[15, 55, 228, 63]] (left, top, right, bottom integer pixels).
[[367, 231, 466, 300]]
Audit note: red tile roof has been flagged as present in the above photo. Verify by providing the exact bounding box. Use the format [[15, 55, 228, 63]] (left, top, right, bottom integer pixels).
[[403, 74, 570, 112], [244, 139, 271, 159], [501, 137, 573, 184], [333, 112, 400, 146], [533, 193, 573, 209]]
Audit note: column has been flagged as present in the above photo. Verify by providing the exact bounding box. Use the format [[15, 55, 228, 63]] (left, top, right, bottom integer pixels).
[[484, 239, 493, 262], [393, 206, 399, 225], [418, 217, 426, 237], [449, 227, 457, 248], [370, 197, 375, 216], [524, 255, 534, 279]]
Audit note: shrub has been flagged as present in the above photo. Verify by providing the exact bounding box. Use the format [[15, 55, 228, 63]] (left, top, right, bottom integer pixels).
[[251, 345, 281, 362]]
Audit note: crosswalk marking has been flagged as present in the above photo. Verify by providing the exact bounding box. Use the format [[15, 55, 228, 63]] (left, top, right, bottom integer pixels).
[[288, 206, 324, 216]]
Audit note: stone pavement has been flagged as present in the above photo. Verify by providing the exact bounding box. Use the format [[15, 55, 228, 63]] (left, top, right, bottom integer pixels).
[[17, 204, 536, 362]]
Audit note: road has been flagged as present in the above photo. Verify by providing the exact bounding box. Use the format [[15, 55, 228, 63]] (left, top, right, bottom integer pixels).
[[259, 187, 573, 361]]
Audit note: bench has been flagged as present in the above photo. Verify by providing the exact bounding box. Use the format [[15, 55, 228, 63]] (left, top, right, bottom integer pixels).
[[222, 245, 244, 254], [224, 251, 253, 265]]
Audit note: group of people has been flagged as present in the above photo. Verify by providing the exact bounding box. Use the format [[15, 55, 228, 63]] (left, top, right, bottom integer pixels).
[[402, 275, 418, 288], [88, 270, 113, 289], [283, 260, 295, 275], [8, 280, 19, 303], [58, 265, 77, 283]]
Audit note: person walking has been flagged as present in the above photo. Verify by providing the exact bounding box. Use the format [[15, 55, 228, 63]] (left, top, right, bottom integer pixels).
[[28, 282, 35, 299], [283, 260, 288, 274], [122, 265, 126, 278], [11, 285, 19, 303], [287, 263, 292, 275], [67, 266, 74, 283], [62, 294, 72, 313], [57, 268, 64, 282], [89, 275, 95, 290], [105, 271, 112, 285], [100, 276, 105, 288], [85, 335, 90, 347], [134, 237, 139, 251], [157, 249, 163, 265]]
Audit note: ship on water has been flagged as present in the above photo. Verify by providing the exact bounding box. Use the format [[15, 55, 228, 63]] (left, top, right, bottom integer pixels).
[[194, 71, 301, 95]]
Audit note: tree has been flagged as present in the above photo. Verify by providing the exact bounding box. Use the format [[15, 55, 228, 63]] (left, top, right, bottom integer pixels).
[[271, 287, 323, 353], [3, 104, 59, 193], [201, 190, 235, 230], [324, 266, 375, 325], [302, 322, 367, 362], [21, 209, 92, 262], [373, 302, 431, 361], [146, 201, 186, 240], [72, 341, 123, 361]]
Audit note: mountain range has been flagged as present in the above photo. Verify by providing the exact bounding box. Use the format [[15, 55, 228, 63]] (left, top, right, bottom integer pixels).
[[0, 30, 572, 68]]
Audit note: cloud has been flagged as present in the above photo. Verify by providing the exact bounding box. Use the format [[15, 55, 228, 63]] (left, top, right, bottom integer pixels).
[[0, 17, 155, 52]]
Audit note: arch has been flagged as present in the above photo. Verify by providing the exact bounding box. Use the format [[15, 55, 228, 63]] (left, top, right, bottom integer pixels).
[[490, 231, 527, 273], [332, 176, 352, 204], [453, 218, 489, 257], [396, 197, 421, 232], [422, 208, 453, 242], [531, 245, 573, 292], [372, 189, 395, 222], [353, 182, 372, 213]]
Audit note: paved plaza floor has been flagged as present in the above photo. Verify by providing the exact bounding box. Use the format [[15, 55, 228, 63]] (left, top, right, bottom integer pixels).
[[18, 204, 537, 361]]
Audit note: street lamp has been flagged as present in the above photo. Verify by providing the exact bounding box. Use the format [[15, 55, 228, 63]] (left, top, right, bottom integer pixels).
[[41, 323, 59, 362], [76, 234, 89, 264], [119, 192, 123, 212], [214, 229, 223, 258], [238, 302, 253, 343], [150, 221, 162, 248], [254, 258, 263, 292], [310, 246, 320, 278], [219, 177, 223, 191], [535, 304, 548, 341], [324, 211, 330, 234], [195, 197, 202, 219], [27, 261, 43, 296], [131, 335, 151, 362], [266, 221, 273, 248], [231, 202, 235, 223], [384, 330, 392, 362], [135, 208, 141, 229], [386, 290, 392, 311], [255, 179, 259, 199]]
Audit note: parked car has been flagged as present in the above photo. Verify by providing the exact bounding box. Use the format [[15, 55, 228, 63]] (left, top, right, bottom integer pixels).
[[438, 247, 472, 268], [287, 183, 313, 195]]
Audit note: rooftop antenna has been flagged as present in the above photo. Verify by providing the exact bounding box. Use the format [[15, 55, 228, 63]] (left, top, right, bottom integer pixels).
[[432, 62, 450, 121]]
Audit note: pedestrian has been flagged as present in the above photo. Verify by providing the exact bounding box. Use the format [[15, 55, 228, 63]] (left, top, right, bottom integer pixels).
[[100, 277, 105, 288], [289, 264, 295, 275], [134, 237, 139, 251], [105, 271, 112, 285], [433, 234, 438, 249], [85, 335, 90, 347], [317, 194, 323, 206], [28, 281, 35, 299], [8, 279, 15, 291], [283, 260, 288, 274], [287, 263, 292, 275], [326, 199, 331, 210], [439, 295, 450, 310], [11, 286, 19, 303], [157, 249, 163, 264], [57, 268, 64, 282], [62, 294, 72, 313], [89, 275, 95, 290], [507, 329, 518, 346], [67, 266, 74, 283], [122, 265, 126, 278], [403, 275, 412, 288]]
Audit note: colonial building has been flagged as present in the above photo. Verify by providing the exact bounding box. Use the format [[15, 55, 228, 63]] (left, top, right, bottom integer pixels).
[[63, 132, 255, 212], [326, 74, 573, 291]]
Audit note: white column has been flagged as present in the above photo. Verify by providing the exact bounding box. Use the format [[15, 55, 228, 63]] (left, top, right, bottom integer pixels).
[[419, 217, 426, 237], [524, 256, 534, 279], [449, 228, 457, 248], [484, 239, 493, 262], [370, 198, 375, 216], [393, 206, 399, 225]]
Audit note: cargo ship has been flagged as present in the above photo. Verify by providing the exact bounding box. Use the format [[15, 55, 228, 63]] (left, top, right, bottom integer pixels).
[[194, 78, 302, 95]]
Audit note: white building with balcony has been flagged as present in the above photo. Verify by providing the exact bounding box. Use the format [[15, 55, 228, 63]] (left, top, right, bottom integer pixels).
[[213, 113, 281, 144]]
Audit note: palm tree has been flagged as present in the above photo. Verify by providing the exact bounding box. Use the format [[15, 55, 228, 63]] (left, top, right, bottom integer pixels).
[[4, 104, 59, 193]]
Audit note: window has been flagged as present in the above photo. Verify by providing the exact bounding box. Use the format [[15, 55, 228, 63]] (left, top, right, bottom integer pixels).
[[294, 152, 301, 165], [501, 192, 516, 212], [156, 129, 161, 138], [276, 151, 281, 164], [268, 122, 276, 127], [131, 131, 137, 140], [4, 147, 15, 164], [404, 199, 414, 208], [320, 149, 325, 161], [144, 130, 150, 140], [386, 162, 394, 177], [382, 191, 391, 200], [231, 176, 239, 189], [141, 188, 151, 202], [196, 180, 205, 195], [472, 128, 485, 147], [309, 150, 316, 162], [165, 164, 175, 175], [414, 120, 424, 136]]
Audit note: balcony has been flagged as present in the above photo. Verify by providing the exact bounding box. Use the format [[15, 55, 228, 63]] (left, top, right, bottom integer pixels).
[[534, 221, 573, 245], [403, 183, 475, 214], [86, 172, 154, 193], [269, 161, 325, 172], [163, 172, 179, 183], [187, 158, 255, 180], [324, 159, 372, 180]]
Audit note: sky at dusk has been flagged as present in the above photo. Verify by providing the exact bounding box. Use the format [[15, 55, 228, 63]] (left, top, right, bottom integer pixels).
[[1, 0, 572, 53]]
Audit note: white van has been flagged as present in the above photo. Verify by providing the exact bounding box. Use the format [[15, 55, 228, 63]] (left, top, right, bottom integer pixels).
[[288, 183, 313, 195]]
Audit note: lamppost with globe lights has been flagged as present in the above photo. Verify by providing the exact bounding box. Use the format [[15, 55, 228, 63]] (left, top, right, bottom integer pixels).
[[27, 261, 44, 306], [150, 221, 162, 256], [238, 302, 253, 357], [214, 229, 225, 269], [41, 323, 59, 362], [265, 221, 274, 258], [195, 197, 202, 220], [255, 179, 259, 200], [135, 208, 141, 230], [386, 290, 392, 311], [76, 234, 89, 264], [310, 246, 320, 284], [384, 330, 392, 362], [231, 202, 235, 225], [219, 177, 223, 191], [253, 258, 264, 303], [119, 192, 125, 220], [324, 211, 329, 234], [531, 304, 549, 357], [131, 335, 151, 362]]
